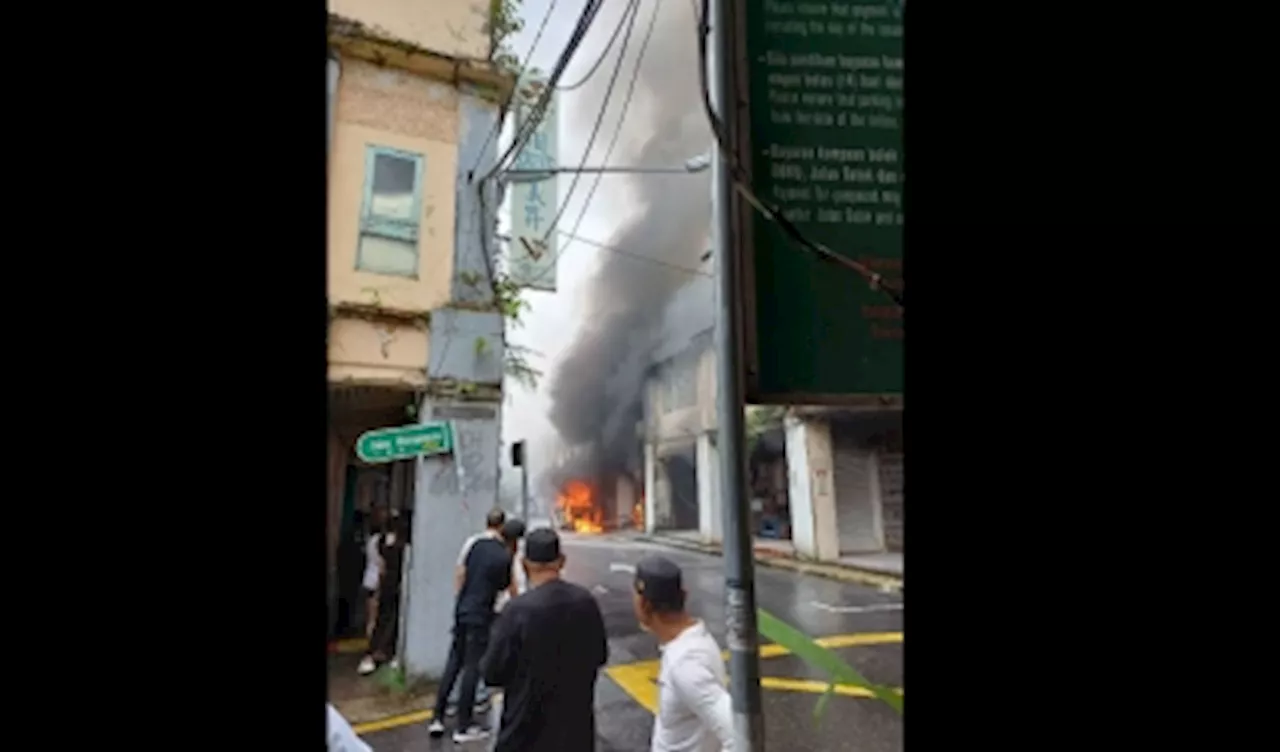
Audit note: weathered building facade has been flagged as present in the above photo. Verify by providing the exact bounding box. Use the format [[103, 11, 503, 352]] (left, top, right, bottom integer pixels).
[[326, 0, 514, 679], [639, 266, 904, 563]]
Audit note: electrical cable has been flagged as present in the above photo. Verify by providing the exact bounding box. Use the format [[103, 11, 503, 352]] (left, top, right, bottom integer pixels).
[[557, 0, 642, 91], [499, 229, 710, 277], [694, 0, 903, 307], [536, 0, 644, 247], [466, 0, 561, 178], [525, 0, 665, 286], [478, 0, 608, 185]]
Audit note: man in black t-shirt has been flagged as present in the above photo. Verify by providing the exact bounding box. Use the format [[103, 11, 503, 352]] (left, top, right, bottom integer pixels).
[[428, 522, 516, 743], [482, 528, 608, 752]]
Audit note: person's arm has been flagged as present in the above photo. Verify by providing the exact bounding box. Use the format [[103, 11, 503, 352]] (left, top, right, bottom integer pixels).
[[506, 556, 521, 599], [670, 660, 734, 752], [481, 608, 520, 688], [588, 599, 608, 668], [455, 537, 475, 594], [496, 552, 513, 592]]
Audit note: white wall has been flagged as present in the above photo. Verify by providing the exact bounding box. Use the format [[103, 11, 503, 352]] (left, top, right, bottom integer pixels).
[[785, 413, 840, 561], [696, 433, 722, 543]]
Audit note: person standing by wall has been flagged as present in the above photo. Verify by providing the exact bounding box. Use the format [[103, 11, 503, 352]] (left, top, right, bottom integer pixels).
[[359, 510, 405, 676], [428, 517, 516, 743], [361, 506, 386, 641], [446, 508, 510, 716]]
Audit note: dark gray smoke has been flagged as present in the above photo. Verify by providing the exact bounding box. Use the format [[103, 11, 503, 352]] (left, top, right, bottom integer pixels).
[[546, 0, 711, 484]]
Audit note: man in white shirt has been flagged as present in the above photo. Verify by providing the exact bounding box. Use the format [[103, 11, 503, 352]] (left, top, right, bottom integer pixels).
[[327, 704, 373, 752], [632, 556, 734, 752]]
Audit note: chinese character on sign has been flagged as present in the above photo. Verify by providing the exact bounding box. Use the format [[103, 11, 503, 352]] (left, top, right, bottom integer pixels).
[[524, 200, 543, 231]]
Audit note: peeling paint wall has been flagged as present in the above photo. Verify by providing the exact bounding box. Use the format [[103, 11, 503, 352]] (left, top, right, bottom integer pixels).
[[328, 318, 429, 388], [404, 399, 501, 678], [331, 0, 491, 61], [329, 58, 459, 314], [451, 85, 504, 307]]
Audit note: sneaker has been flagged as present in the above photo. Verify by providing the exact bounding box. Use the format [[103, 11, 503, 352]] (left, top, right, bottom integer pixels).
[[452, 725, 490, 743], [356, 656, 377, 676], [427, 720, 445, 738]]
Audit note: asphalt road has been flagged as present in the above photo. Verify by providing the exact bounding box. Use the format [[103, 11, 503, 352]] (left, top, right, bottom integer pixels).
[[363, 532, 903, 751]]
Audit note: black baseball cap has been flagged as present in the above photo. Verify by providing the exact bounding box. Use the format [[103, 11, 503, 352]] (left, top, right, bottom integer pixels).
[[634, 555, 685, 612], [525, 527, 562, 564], [502, 518, 526, 541]]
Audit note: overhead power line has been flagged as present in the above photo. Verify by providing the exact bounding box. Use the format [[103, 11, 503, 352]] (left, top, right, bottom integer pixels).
[[500, 230, 711, 277], [466, 0, 561, 178], [537, 0, 645, 247], [558, 0, 642, 91], [527, 0, 665, 286], [478, 0, 607, 185]]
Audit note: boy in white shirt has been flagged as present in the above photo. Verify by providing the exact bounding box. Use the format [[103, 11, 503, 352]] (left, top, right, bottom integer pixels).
[[632, 556, 734, 752]]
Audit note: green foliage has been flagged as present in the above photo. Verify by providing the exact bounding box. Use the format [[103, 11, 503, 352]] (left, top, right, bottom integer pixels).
[[745, 405, 785, 453], [489, 0, 525, 76], [756, 608, 904, 717], [372, 663, 408, 695]]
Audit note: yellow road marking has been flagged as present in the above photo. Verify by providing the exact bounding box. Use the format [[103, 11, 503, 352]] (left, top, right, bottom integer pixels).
[[604, 631, 903, 714], [331, 638, 369, 654], [605, 660, 663, 713], [759, 631, 902, 659], [351, 709, 433, 735], [759, 678, 904, 698]]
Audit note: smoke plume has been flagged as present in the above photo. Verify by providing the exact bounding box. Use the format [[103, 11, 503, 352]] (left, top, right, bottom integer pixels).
[[545, 0, 711, 483]]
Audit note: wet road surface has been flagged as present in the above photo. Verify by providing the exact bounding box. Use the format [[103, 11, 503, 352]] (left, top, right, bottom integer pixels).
[[362, 532, 903, 751]]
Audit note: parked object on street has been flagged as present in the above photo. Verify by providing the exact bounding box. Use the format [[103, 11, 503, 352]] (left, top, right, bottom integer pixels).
[[633, 555, 733, 752], [327, 703, 373, 752], [482, 527, 608, 752]]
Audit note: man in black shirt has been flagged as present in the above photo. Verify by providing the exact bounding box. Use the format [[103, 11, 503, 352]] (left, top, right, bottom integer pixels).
[[482, 528, 608, 752], [428, 521, 516, 743]]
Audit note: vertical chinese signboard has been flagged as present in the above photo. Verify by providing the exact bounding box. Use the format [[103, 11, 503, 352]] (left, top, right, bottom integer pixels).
[[507, 76, 560, 292], [738, 0, 903, 402]]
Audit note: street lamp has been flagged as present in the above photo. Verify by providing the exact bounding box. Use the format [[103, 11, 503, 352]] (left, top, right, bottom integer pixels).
[[501, 152, 712, 184]]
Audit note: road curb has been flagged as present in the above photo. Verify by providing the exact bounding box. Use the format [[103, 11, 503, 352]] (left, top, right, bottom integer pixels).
[[633, 534, 903, 592]]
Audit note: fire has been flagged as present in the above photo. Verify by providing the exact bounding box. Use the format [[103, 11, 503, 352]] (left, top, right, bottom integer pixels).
[[632, 498, 644, 529], [557, 480, 604, 534]]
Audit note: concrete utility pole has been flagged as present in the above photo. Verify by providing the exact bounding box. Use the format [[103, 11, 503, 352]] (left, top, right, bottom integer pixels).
[[710, 0, 767, 748]]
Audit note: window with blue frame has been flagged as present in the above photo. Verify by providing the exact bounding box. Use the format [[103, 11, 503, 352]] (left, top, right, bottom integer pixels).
[[356, 146, 425, 277]]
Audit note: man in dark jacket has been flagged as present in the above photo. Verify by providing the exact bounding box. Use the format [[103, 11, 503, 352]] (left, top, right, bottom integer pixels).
[[428, 520, 515, 743], [481, 528, 608, 752]]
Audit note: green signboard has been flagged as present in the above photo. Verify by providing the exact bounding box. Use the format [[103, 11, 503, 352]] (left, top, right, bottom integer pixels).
[[355, 422, 454, 463], [740, 0, 903, 402]]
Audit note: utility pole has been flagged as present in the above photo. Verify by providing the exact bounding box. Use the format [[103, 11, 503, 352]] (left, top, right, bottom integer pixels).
[[710, 0, 766, 748]]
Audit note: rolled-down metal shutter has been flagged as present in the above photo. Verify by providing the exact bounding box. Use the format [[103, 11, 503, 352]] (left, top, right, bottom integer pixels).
[[878, 452, 904, 552], [833, 428, 881, 554]]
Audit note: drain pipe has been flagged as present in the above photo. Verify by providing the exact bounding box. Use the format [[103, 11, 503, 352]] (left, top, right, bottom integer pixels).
[[326, 52, 340, 162]]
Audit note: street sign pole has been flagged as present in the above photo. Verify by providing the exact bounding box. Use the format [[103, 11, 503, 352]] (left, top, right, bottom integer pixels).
[[712, 0, 766, 748], [521, 464, 529, 522]]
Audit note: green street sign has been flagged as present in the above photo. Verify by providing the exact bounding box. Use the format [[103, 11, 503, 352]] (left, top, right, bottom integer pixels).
[[355, 422, 453, 463], [740, 0, 903, 401]]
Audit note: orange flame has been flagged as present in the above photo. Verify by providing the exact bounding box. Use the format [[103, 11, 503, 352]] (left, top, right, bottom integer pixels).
[[632, 498, 644, 529], [557, 480, 604, 534]]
